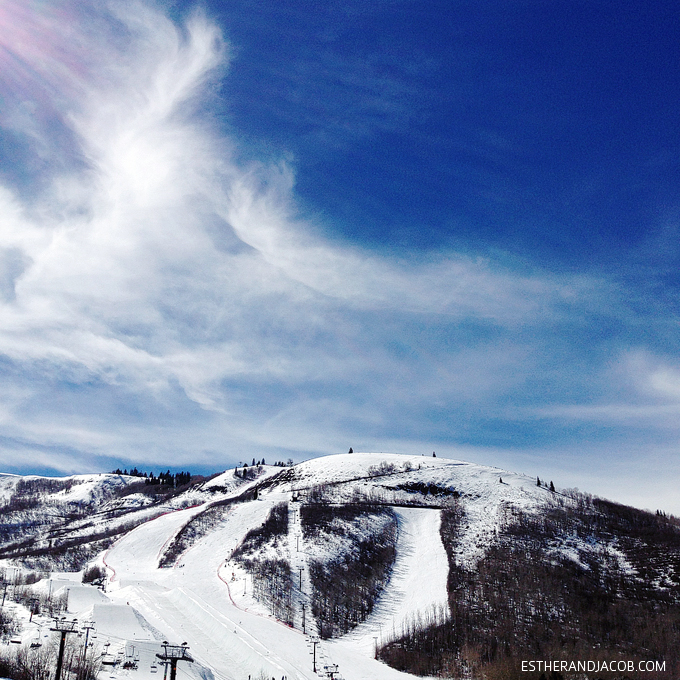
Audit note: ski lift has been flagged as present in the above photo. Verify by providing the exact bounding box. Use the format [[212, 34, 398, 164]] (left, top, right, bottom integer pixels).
[[150, 663, 158, 674], [122, 645, 139, 669]]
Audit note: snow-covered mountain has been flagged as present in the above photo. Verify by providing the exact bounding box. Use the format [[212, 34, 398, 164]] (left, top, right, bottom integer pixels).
[[1, 453, 678, 680]]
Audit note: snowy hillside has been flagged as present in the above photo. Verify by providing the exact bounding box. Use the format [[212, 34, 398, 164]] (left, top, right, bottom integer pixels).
[[1, 453, 679, 680]]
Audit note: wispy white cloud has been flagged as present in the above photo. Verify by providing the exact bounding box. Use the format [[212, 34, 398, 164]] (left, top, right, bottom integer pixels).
[[533, 350, 680, 427], [0, 2, 569, 405], [0, 1, 677, 516]]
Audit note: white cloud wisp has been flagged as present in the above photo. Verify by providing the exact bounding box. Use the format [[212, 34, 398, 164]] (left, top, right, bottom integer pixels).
[[0, 1, 677, 518]]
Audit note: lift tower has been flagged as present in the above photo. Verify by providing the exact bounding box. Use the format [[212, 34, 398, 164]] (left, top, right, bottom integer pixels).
[[50, 617, 79, 680], [156, 641, 193, 680]]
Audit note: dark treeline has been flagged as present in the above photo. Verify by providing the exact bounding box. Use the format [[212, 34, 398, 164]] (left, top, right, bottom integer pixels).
[[390, 481, 459, 498], [233, 464, 261, 481], [111, 468, 191, 486], [15, 478, 80, 495], [82, 564, 105, 584], [159, 501, 235, 568], [301, 501, 390, 537], [233, 459, 293, 481], [248, 558, 293, 624], [302, 503, 398, 638], [234, 503, 288, 553], [380, 497, 680, 680], [232, 503, 293, 623]]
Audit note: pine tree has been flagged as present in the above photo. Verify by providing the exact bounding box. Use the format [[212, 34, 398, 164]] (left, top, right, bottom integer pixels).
[[550, 481, 555, 492]]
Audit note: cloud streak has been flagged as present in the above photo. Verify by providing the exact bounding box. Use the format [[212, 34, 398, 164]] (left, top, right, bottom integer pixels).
[[0, 2, 560, 397], [0, 1, 677, 513]]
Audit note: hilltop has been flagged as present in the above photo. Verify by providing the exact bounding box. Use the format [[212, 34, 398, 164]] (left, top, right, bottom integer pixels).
[[0, 453, 678, 680]]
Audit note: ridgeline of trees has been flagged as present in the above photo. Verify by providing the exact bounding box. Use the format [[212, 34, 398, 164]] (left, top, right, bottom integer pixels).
[[159, 500, 237, 568], [233, 463, 261, 481], [111, 468, 192, 487], [232, 503, 293, 624], [232, 459, 293, 481], [302, 501, 398, 639]]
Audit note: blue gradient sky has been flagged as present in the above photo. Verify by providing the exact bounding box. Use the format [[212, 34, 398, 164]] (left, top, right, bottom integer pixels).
[[0, 0, 679, 513]]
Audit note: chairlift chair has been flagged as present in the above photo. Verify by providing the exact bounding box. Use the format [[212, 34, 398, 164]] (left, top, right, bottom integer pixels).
[[101, 654, 117, 666]]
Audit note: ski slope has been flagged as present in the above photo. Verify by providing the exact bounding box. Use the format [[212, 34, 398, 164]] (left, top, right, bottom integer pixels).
[[99, 470, 459, 679], [346, 507, 449, 655], [3, 453, 554, 680]]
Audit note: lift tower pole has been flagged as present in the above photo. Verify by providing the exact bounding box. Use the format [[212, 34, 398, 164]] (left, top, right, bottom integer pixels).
[[79, 621, 95, 680], [50, 617, 79, 680], [310, 636, 320, 673], [156, 642, 194, 680]]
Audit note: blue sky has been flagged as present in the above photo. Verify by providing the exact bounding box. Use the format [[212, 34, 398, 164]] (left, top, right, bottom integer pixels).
[[0, 0, 679, 513]]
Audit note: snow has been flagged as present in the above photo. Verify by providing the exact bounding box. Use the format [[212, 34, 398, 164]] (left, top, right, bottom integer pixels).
[[103, 504, 209, 585], [0, 473, 20, 502], [101, 485, 431, 679], [87, 603, 154, 640], [202, 466, 286, 492], [62, 584, 110, 612], [0, 472, 138, 505], [1, 452, 560, 680], [271, 452, 553, 569], [347, 508, 449, 653]]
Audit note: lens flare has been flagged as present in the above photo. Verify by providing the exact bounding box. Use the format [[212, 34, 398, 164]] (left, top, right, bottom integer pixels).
[[0, 0, 89, 106]]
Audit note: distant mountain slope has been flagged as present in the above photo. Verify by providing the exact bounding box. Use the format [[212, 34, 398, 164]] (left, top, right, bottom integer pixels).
[[0, 471, 216, 570]]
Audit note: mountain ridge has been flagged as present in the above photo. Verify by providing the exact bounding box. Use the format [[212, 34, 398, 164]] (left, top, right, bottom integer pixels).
[[1, 453, 679, 679]]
